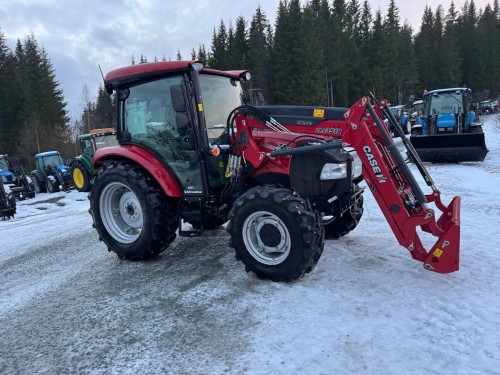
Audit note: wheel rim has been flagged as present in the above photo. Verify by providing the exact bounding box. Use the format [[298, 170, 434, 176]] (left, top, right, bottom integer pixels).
[[242, 211, 291, 265], [73, 167, 85, 189], [99, 182, 143, 244]]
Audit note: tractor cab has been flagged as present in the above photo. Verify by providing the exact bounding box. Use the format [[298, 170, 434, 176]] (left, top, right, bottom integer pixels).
[[111, 63, 248, 198]]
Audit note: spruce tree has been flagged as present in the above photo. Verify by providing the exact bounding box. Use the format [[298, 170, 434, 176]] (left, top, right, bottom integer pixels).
[[247, 6, 271, 96]]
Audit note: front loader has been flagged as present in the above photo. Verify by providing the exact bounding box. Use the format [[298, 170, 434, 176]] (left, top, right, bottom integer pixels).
[[88, 61, 460, 281]]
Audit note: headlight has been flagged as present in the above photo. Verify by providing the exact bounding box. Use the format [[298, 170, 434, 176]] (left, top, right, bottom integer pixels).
[[352, 157, 361, 176], [320, 163, 347, 180]]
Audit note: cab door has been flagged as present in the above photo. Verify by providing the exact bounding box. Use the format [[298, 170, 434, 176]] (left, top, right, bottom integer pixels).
[[121, 75, 204, 195]]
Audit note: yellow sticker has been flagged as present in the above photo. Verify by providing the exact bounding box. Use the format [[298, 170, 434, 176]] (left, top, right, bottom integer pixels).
[[313, 109, 325, 118], [434, 248, 443, 258], [218, 161, 224, 168], [198, 103, 203, 112]]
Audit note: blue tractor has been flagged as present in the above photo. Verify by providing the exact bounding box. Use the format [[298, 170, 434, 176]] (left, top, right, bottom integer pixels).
[[409, 88, 488, 163], [0, 155, 36, 200], [387, 105, 412, 135], [31, 151, 73, 193]]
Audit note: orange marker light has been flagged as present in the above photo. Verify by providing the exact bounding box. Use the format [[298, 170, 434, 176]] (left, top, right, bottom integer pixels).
[[211, 147, 220, 157]]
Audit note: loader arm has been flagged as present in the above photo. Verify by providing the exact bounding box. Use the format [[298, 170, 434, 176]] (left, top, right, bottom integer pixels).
[[232, 96, 460, 273]]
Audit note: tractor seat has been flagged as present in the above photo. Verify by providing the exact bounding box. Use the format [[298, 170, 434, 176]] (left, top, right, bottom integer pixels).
[[436, 113, 456, 128]]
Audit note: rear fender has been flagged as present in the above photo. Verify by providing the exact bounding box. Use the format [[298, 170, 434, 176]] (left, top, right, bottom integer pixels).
[[93, 145, 182, 198], [31, 169, 46, 183]]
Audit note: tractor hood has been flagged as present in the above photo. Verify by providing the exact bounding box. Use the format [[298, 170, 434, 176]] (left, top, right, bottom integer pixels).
[[0, 169, 14, 183], [56, 164, 71, 176]]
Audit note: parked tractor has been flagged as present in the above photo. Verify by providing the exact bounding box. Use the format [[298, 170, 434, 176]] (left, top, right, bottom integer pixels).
[[410, 99, 424, 125], [477, 100, 498, 115], [31, 151, 73, 193], [89, 61, 461, 281], [410, 88, 488, 163], [387, 105, 411, 135], [69, 128, 117, 192], [0, 155, 36, 200]]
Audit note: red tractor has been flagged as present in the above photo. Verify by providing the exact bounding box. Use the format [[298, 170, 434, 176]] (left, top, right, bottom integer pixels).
[[89, 61, 461, 281]]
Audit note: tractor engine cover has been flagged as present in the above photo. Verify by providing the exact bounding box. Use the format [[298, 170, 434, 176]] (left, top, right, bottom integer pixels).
[[289, 142, 353, 199]]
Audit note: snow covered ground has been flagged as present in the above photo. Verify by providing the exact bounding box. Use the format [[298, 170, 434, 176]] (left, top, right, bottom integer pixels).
[[1, 115, 499, 374]]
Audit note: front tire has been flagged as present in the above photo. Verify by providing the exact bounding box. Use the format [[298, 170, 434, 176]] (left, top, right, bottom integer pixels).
[[404, 119, 412, 134], [227, 186, 324, 281], [89, 161, 179, 260], [324, 194, 364, 239], [72, 162, 92, 192], [46, 178, 59, 193]]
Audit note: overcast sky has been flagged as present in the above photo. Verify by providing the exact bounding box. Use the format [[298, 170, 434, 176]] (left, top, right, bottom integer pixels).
[[0, 0, 493, 120]]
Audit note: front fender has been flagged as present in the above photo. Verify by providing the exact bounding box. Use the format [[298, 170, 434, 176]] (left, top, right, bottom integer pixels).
[[70, 155, 94, 174], [93, 145, 182, 198]]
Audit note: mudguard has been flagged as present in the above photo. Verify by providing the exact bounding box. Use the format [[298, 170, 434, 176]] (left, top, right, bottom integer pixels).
[[93, 145, 182, 198]]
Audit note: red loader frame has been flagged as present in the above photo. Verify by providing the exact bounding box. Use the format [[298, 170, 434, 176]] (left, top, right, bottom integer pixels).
[[233, 96, 460, 273]]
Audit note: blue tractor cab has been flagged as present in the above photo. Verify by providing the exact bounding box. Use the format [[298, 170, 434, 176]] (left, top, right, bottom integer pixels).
[[31, 151, 73, 193], [410, 88, 488, 163]]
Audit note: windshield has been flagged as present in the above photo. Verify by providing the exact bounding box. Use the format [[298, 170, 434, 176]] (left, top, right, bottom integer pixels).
[[200, 74, 244, 141], [42, 154, 64, 166], [427, 92, 463, 115], [0, 157, 8, 170], [94, 134, 118, 150]]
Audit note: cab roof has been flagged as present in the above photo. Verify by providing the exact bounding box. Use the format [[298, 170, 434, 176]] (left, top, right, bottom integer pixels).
[[424, 88, 471, 97], [35, 151, 60, 159], [104, 61, 248, 94]]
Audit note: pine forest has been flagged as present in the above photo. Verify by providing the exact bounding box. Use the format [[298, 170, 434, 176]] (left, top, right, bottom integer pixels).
[[0, 0, 499, 169]]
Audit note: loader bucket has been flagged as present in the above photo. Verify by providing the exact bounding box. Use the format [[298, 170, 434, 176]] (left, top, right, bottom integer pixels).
[[409, 132, 488, 163]]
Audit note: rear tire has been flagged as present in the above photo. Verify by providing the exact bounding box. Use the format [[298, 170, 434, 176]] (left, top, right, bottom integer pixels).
[[32, 175, 46, 193], [227, 186, 324, 281], [89, 161, 179, 260], [72, 162, 92, 192]]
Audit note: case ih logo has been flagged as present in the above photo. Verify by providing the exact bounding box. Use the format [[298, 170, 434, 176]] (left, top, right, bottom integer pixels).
[[363, 146, 387, 183]]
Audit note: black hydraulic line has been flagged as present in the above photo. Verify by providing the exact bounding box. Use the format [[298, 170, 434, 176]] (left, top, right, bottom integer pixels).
[[269, 141, 342, 157], [366, 103, 427, 205], [370, 94, 437, 191]]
